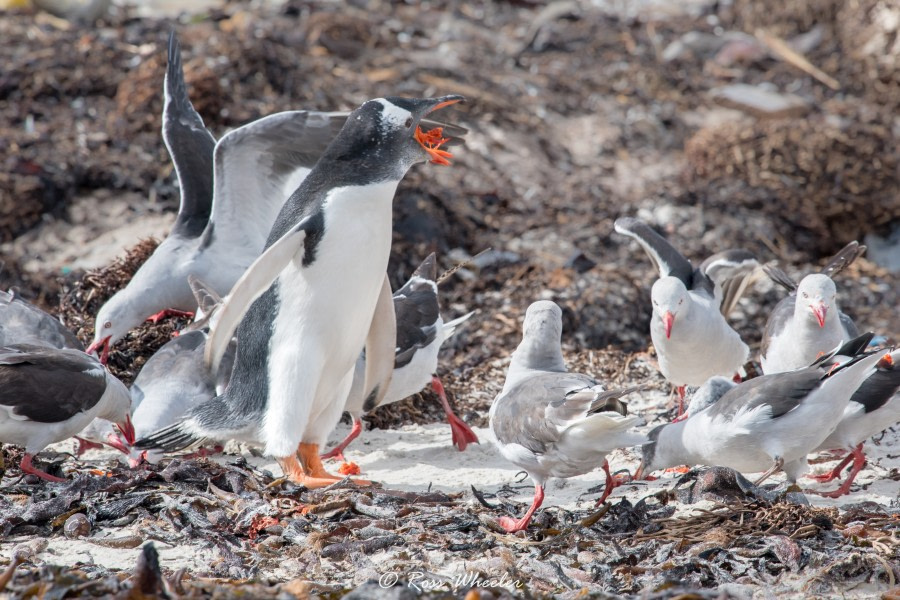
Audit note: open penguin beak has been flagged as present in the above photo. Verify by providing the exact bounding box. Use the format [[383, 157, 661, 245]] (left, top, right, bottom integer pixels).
[[87, 336, 112, 365], [810, 302, 827, 328], [414, 95, 465, 166], [662, 311, 675, 339]]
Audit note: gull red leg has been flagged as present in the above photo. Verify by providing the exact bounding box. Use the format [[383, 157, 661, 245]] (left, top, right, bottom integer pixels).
[[431, 375, 479, 451], [146, 308, 195, 324], [20, 454, 66, 483], [670, 385, 686, 420], [320, 417, 363, 462], [809, 450, 855, 483], [812, 444, 867, 498], [595, 459, 630, 505], [498, 484, 545, 533], [74, 437, 104, 456]]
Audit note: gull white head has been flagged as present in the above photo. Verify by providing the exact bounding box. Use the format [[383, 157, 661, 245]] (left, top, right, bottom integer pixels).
[[796, 274, 837, 328], [651, 276, 691, 339], [99, 374, 136, 451], [87, 292, 142, 365], [506, 301, 566, 389]]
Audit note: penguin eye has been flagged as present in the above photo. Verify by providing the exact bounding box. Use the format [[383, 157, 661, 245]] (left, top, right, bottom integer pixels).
[[404, 117, 413, 128], [104, 321, 112, 329]]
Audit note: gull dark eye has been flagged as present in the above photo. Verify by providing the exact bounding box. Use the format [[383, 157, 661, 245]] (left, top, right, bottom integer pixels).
[[404, 117, 413, 128], [104, 321, 112, 329], [801, 292, 808, 299]]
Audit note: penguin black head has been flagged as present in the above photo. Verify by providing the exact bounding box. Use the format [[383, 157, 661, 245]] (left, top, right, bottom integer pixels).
[[324, 95, 465, 182]]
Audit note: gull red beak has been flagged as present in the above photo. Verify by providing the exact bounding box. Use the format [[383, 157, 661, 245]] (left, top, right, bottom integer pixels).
[[86, 336, 111, 365], [105, 433, 130, 455], [810, 303, 827, 328], [115, 415, 136, 446], [633, 462, 646, 481], [662, 311, 675, 339], [128, 450, 148, 469]]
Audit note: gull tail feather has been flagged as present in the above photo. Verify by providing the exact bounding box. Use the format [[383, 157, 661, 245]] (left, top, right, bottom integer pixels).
[[442, 311, 475, 339]]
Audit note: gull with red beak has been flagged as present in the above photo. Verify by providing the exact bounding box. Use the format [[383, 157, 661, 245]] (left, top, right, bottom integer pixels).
[[614, 217, 761, 415], [635, 334, 885, 485], [0, 344, 134, 482], [760, 241, 864, 374]]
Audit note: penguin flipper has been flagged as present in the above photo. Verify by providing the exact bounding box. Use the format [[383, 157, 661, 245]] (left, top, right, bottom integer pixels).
[[205, 217, 310, 373], [361, 274, 396, 412]]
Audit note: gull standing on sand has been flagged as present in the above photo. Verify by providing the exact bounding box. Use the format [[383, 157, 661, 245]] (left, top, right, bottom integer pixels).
[[760, 241, 864, 374], [614, 217, 761, 413], [0, 345, 134, 482], [489, 301, 646, 533], [804, 346, 900, 497], [636, 333, 887, 485], [136, 96, 466, 488], [323, 253, 477, 463]]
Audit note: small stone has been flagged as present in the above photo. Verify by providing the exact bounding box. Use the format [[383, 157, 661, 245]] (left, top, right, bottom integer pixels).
[[64, 513, 91, 539], [711, 84, 810, 118]]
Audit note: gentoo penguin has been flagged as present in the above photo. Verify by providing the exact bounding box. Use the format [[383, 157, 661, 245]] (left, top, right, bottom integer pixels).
[[760, 241, 865, 374], [88, 33, 327, 363], [0, 344, 134, 482], [489, 301, 646, 533], [614, 217, 761, 413], [635, 333, 885, 485], [0, 288, 83, 350], [322, 253, 476, 463], [136, 95, 466, 488]]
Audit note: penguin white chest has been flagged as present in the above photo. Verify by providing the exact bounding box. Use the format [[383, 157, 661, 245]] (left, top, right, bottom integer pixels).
[[264, 181, 398, 457]]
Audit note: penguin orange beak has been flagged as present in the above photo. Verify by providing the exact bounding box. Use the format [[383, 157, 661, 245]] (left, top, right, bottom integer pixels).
[[662, 311, 675, 339], [810, 303, 827, 328], [87, 336, 111, 365]]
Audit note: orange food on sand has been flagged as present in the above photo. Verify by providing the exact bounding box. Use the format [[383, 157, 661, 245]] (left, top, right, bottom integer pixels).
[[338, 461, 361, 476], [664, 465, 691, 474], [415, 126, 453, 165]]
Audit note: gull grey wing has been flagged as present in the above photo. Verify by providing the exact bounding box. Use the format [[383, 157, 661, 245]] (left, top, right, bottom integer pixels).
[[206, 110, 347, 257], [614, 217, 693, 286], [709, 369, 824, 421], [185, 275, 223, 331], [492, 372, 598, 454], [164, 31, 217, 239], [700, 249, 761, 316], [361, 275, 397, 412], [204, 216, 310, 374], [762, 264, 798, 293], [839, 312, 860, 338], [850, 349, 900, 413], [0, 346, 107, 423], [0, 290, 83, 350], [760, 294, 795, 360], [821, 241, 866, 279]]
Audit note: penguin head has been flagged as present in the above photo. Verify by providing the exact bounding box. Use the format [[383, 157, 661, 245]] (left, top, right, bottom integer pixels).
[[327, 95, 465, 180]]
